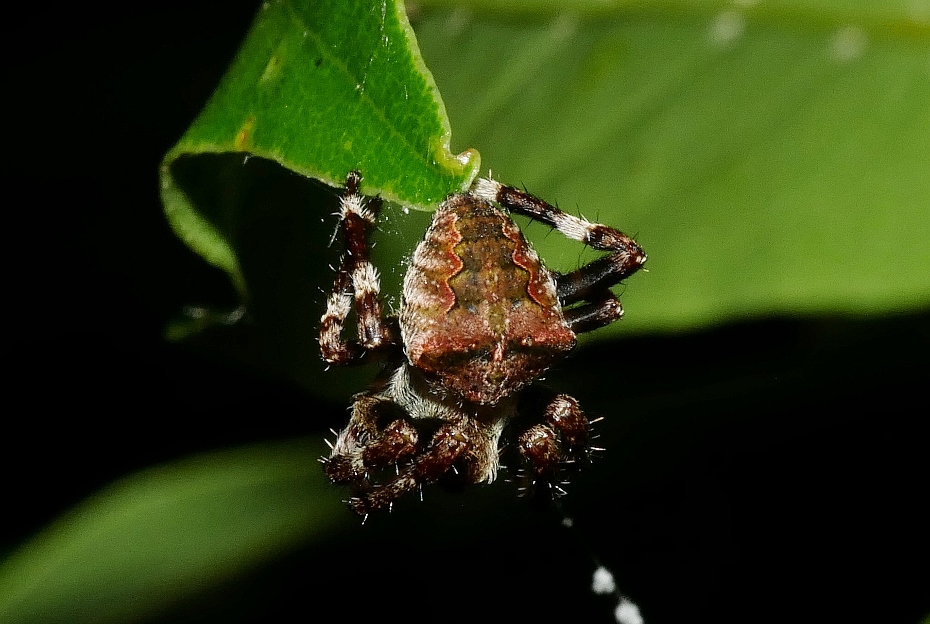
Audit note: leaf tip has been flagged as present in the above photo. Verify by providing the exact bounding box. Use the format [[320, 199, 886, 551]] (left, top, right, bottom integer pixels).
[[450, 146, 481, 192]]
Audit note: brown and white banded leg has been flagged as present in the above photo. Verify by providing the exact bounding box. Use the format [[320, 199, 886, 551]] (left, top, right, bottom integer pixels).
[[323, 394, 419, 485], [319, 171, 398, 365], [518, 394, 590, 472], [515, 392, 594, 500], [473, 178, 647, 334], [348, 417, 476, 516]]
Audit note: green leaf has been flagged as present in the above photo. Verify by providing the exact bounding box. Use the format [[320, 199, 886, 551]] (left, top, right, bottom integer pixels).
[[0, 440, 343, 624], [412, 2, 930, 334], [161, 1, 929, 392], [160, 0, 479, 293]]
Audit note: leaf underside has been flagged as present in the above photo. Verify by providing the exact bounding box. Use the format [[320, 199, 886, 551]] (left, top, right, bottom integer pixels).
[[162, 0, 929, 342], [160, 0, 479, 291], [414, 1, 930, 335]]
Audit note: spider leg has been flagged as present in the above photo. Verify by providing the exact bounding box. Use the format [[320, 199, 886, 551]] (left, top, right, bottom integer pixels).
[[473, 178, 646, 334], [319, 171, 399, 365], [561, 289, 624, 334], [348, 418, 474, 516], [324, 394, 422, 521], [516, 393, 591, 500], [324, 394, 420, 484]]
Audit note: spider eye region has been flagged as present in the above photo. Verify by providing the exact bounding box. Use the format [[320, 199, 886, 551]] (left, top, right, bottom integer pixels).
[[401, 194, 576, 405]]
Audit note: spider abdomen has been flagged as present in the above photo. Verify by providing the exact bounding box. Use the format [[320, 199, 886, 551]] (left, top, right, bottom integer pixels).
[[322, 172, 646, 516], [401, 193, 576, 405]]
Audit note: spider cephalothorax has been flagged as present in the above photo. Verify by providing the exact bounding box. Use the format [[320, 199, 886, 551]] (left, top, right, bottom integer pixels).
[[319, 171, 646, 517]]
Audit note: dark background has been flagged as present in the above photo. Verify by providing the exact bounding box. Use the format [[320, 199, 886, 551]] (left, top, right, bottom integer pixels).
[[5, 2, 928, 623]]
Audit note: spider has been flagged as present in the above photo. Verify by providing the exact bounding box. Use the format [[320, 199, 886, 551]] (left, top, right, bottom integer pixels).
[[319, 171, 646, 517]]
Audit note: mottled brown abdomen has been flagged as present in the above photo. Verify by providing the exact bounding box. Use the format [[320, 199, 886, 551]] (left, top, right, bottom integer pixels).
[[401, 194, 576, 405]]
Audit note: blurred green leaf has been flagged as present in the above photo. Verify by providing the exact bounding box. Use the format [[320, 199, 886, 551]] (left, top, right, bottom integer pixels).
[[159, 0, 930, 395], [160, 0, 479, 293], [413, 1, 930, 334], [0, 440, 343, 624], [18, 3, 927, 622]]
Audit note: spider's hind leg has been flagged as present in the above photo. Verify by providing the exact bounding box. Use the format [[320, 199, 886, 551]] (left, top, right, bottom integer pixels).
[[319, 171, 399, 365], [560, 289, 624, 334], [473, 178, 646, 336], [513, 390, 593, 502], [348, 417, 476, 516], [323, 395, 418, 483]]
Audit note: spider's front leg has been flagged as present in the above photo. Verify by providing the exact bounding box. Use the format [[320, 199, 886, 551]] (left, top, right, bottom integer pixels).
[[319, 171, 398, 365], [516, 393, 593, 499], [347, 416, 478, 517], [474, 178, 646, 334], [323, 394, 419, 487]]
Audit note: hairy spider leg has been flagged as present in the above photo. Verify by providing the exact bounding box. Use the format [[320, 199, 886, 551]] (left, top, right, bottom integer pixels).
[[516, 392, 591, 499], [348, 417, 477, 515], [473, 178, 646, 334], [319, 171, 398, 365], [321, 173, 648, 517], [323, 395, 419, 484]]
